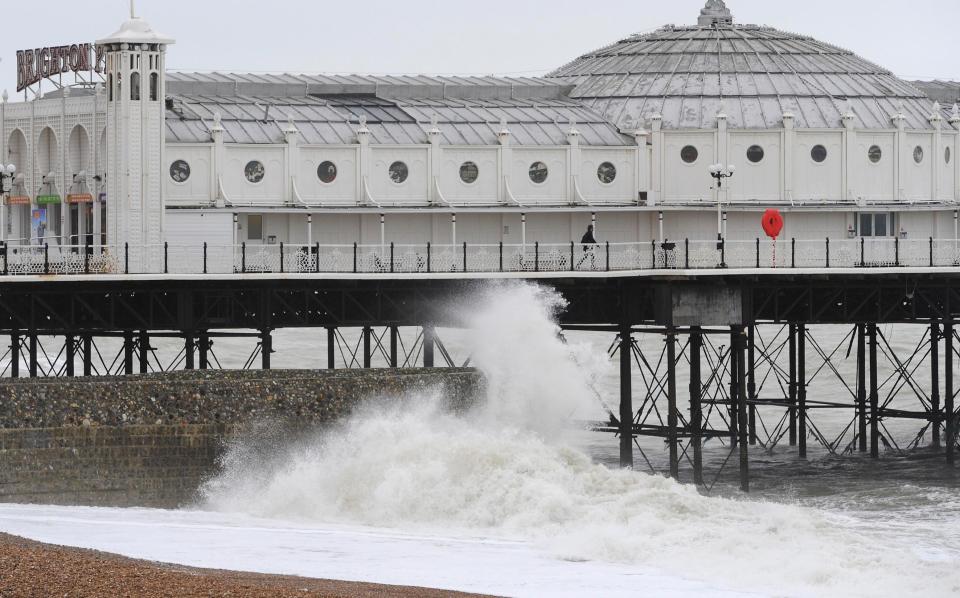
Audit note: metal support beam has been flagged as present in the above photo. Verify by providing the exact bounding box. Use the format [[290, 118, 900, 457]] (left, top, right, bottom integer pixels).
[[261, 329, 272, 370], [65, 335, 75, 377], [619, 327, 633, 469], [869, 323, 880, 459], [789, 324, 797, 446], [363, 326, 373, 369], [82, 335, 92, 377], [747, 325, 757, 446], [327, 327, 336, 370], [666, 329, 679, 480], [689, 327, 704, 486], [28, 333, 38, 378], [122, 331, 134, 376], [857, 324, 867, 453], [139, 331, 149, 375], [729, 328, 739, 446], [423, 326, 436, 368], [946, 321, 955, 465], [184, 335, 195, 371], [199, 334, 209, 370], [931, 322, 941, 448], [734, 326, 750, 492], [9, 331, 18, 379], [798, 323, 807, 459], [390, 325, 399, 369]]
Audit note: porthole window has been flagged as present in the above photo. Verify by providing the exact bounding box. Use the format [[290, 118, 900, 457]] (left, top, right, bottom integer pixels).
[[868, 145, 882, 164], [169, 160, 191, 183], [947, 147, 952, 165], [388, 161, 409, 184], [597, 162, 617, 184], [459, 162, 479, 184], [914, 146, 924, 164], [317, 161, 337, 184], [811, 145, 828, 163], [746, 145, 764, 163], [244, 161, 265, 184], [529, 161, 549, 184], [681, 145, 699, 164]]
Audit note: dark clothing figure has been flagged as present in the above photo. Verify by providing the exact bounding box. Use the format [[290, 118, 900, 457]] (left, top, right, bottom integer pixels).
[[578, 226, 598, 270]]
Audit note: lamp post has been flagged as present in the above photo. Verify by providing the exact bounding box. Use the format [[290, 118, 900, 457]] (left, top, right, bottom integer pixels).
[[0, 164, 16, 245], [709, 163, 736, 248]]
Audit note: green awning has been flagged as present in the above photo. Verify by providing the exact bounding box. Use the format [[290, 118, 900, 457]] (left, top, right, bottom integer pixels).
[[36, 195, 61, 205]]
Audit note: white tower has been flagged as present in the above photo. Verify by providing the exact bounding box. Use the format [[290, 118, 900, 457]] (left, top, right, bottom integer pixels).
[[97, 3, 174, 268]]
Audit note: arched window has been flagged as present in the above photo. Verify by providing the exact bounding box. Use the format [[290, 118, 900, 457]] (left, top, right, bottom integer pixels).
[[108, 74, 113, 102], [130, 72, 141, 101], [149, 73, 159, 101]]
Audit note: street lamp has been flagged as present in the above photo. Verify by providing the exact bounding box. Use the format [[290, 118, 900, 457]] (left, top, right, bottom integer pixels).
[[709, 163, 736, 249]]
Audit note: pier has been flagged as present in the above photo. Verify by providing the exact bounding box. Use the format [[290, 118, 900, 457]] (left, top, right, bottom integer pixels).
[[0, 238, 958, 491]]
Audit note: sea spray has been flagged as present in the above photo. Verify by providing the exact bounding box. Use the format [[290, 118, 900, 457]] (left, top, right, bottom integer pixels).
[[202, 282, 960, 598]]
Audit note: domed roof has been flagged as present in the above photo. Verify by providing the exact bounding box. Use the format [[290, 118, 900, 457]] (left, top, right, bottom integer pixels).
[[548, 1, 949, 131]]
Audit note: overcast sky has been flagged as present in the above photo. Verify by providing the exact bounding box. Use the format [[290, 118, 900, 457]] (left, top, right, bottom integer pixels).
[[4, 0, 959, 96]]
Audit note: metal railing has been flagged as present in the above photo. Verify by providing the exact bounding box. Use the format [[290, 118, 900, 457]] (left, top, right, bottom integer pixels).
[[1, 238, 959, 276]]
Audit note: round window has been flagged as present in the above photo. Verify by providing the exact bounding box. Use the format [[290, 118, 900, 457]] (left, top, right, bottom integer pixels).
[[459, 161, 479, 184], [169, 160, 190, 183], [388, 161, 409, 184], [244, 161, 265, 184], [947, 147, 952, 165], [529, 161, 549, 184], [811, 145, 828, 163], [317, 161, 337, 184], [681, 145, 699, 164], [868, 145, 882, 164], [597, 162, 617, 184], [914, 146, 924, 164], [746, 145, 764, 163]]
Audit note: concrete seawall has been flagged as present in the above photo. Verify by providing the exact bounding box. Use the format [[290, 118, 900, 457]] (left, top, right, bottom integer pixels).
[[0, 369, 480, 508]]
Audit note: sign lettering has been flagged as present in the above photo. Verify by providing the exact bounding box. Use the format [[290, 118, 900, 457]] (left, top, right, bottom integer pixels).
[[16, 43, 106, 93]]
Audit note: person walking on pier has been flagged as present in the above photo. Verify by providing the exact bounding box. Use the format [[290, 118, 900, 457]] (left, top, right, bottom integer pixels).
[[577, 225, 598, 270]]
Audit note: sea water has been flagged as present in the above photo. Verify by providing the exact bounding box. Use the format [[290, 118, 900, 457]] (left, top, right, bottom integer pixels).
[[1, 282, 959, 597]]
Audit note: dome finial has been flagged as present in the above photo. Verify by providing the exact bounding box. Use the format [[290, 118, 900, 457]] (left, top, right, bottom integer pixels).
[[699, 0, 733, 27]]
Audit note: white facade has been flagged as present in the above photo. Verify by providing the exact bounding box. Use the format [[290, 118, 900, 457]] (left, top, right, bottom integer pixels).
[[2, 1, 959, 257]]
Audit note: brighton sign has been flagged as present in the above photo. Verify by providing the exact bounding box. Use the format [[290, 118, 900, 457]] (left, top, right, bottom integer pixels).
[[16, 44, 107, 93]]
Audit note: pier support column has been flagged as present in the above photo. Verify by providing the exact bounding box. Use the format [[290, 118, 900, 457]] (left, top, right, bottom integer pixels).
[[65, 335, 75, 378], [798, 323, 807, 459], [946, 322, 955, 465], [619, 327, 634, 469], [689, 327, 704, 486], [857, 324, 868, 453], [363, 326, 373, 369], [390, 326, 399, 369], [184, 335, 195, 371], [199, 334, 210, 370], [869, 323, 880, 459], [729, 328, 739, 446], [931, 323, 942, 448], [788, 324, 797, 446], [139, 331, 149, 374], [733, 326, 750, 491], [327, 327, 336, 370], [28, 333, 38, 378], [747, 325, 757, 446], [666, 328, 679, 480], [9, 331, 19, 379], [423, 327, 435, 368], [82, 335, 92, 377], [261, 329, 272, 371], [122, 331, 133, 376]]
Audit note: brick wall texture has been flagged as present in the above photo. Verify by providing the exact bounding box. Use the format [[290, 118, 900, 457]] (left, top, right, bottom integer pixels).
[[0, 369, 480, 508]]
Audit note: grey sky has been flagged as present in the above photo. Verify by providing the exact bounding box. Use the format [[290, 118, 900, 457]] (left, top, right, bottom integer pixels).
[[4, 0, 959, 98]]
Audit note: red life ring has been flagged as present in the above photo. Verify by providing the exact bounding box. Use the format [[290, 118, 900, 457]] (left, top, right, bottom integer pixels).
[[762, 209, 784, 240]]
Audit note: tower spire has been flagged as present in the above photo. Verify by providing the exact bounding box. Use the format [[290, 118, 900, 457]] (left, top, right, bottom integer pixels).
[[130, 0, 136, 18], [699, 0, 733, 27]]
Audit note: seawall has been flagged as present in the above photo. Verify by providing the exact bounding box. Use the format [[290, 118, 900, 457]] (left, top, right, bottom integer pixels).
[[0, 369, 480, 508]]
